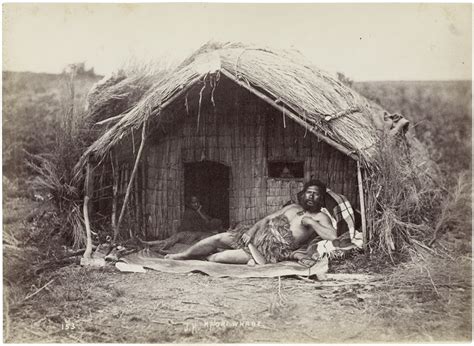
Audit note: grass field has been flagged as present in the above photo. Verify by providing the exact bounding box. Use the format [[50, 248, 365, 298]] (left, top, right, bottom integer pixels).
[[2, 71, 472, 342], [353, 80, 471, 178], [2, 71, 101, 177]]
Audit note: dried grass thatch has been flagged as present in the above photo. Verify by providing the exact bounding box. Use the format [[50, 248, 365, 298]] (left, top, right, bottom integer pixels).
[[86, 62, 172, 123], [78, 41, 399, 168], [362, 128, 447, 259]]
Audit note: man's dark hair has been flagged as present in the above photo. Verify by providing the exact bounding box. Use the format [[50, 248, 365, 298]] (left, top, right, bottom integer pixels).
[[297, 179, 327, 206], [302, 179, 327, 194]]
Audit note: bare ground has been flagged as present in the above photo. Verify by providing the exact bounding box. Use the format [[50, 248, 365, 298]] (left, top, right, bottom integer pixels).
[[3, 197, 472, 343]]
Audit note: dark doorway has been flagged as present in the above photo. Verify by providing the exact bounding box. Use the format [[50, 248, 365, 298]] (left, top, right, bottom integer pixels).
[[184, 161, 230, 229]]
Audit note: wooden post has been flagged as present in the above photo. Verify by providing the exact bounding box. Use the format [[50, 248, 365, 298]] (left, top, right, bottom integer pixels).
[[80, 156, 105, 266], [110, 150, 118, 234], [356, 161, 367, 250], [141, 160, 147, 238], [83, 157, 93, 259], [135, 164, 142, 237], [114, 120, 147, 242]]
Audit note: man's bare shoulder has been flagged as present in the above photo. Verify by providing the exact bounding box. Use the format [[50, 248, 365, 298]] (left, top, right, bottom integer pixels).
[[306, 210, 330, 221], [281, 203, 304, 215]]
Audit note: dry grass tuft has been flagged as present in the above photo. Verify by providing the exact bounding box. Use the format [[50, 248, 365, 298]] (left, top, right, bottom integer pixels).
[[428, 172, 471, 247], [24, 66, 98, 249], [86, 60, 172, 124], [266, 276, 297, 320], [372, 248, 471, 340], [364, 132, 438, 260], [363, 123, 471, 261]]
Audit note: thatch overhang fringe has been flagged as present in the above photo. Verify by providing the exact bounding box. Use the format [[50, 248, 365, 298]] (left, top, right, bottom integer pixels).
[[76, 41, 404, 173], [86, 65, 172, 124]]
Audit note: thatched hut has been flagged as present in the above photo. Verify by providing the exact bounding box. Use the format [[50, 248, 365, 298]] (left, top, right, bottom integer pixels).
[[78, 42, 411, 245]]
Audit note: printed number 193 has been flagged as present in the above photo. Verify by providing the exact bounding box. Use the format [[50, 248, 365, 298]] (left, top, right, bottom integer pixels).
[[62, 322, 76, 330]]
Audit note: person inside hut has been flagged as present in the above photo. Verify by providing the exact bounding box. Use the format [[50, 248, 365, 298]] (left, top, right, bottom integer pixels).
[[140, 195, 223, 252], [179, 196, 223, 233], [165, 180, 337, 265]]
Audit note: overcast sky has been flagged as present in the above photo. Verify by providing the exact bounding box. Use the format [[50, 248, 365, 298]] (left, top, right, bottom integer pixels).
[[3, 3, 472, 81]]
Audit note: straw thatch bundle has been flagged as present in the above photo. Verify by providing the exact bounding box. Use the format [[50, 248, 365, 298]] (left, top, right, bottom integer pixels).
[[82, 50, 219, 160], [79, 41, 393, 167], [86, 64, 171, 123], [217, 45, 379, 155]]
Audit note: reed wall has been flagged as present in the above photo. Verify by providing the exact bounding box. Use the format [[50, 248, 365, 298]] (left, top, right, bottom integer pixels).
[[91, 131, 147, 238], [142, 77, 359, 239]]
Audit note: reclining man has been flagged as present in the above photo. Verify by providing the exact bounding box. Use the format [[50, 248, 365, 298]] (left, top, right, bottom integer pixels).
[[165, 180, 336, 264]]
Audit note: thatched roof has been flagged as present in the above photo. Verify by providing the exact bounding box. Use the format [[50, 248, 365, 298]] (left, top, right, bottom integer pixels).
[[86, 65, 171, 124], [81, 42, 407, 165]]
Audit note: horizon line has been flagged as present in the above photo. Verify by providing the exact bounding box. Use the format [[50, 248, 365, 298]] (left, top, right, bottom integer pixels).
[[2, 69, 472, 84]]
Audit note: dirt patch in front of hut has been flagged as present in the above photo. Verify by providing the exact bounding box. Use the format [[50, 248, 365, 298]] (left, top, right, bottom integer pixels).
[[4, 196, 471, 343], [5, 259, 471, 343]]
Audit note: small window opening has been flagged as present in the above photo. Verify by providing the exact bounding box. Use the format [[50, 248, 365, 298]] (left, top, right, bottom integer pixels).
[[268, 161, 304, 179]]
